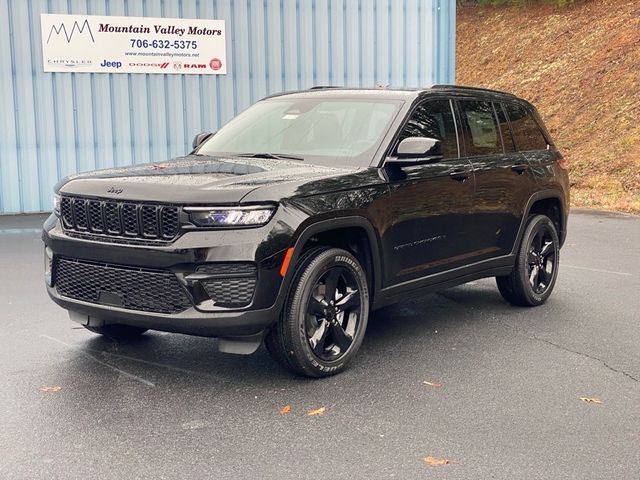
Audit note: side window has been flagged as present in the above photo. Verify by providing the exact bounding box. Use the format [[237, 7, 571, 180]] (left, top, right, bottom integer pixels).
[[495, 103, 516, 153], [397, 99, 458, 159], [504, 103, 548, 151], [458, 100, 503, 156]]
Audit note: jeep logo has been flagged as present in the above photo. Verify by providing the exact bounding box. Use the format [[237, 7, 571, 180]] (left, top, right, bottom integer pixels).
[[100, 60, 122, 69], [107, 186, 123, 194]]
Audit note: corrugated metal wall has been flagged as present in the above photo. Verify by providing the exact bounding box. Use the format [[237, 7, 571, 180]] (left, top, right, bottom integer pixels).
[[0, 0, 455, 214]]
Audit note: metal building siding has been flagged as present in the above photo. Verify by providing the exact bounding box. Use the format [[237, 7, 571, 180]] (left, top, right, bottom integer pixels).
[[0, 0, 456, 214]]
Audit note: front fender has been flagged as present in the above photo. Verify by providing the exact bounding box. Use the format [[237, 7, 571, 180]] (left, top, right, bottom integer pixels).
[[277, 215, 384, 308]]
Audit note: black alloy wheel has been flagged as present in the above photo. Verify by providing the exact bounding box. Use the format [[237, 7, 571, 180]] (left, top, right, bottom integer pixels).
[[266, 247, 370, 377], [496, 214, 560, 306], [526, 226, 557, 295], [306, 266, 362, 361]]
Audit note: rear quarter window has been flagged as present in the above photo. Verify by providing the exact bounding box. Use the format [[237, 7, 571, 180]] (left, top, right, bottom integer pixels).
[[505, 103, 548, 151]]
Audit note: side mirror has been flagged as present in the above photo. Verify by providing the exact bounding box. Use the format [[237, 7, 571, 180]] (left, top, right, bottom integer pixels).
[[192, 131, 214, 150], [386, 137, 443, 166]]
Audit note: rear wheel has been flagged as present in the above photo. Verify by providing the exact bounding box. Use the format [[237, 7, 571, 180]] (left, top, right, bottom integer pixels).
[[83, 324, 148, 339], [496, 214, 560, 306], [266, 247, 369, 377]]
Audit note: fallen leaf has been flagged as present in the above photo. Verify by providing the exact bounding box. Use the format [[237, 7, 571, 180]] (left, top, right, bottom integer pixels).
[[181, 420, 206, 430], [423, 381, 443, 388], [279, 405, 291, 415], [580, 397, 603, 404], [424, 456, 450, 466], [307, 406, 326, 416], [40, 385, 62, 393]]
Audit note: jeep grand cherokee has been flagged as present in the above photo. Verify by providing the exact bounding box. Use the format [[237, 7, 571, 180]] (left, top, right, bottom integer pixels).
[[43, 86, 569, 377]]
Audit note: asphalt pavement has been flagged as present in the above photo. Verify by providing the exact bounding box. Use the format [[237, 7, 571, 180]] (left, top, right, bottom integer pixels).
[[0, 210, 638, 479]]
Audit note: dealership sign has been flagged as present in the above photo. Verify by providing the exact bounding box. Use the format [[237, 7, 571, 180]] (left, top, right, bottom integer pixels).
[[40, 13, 226, 74]]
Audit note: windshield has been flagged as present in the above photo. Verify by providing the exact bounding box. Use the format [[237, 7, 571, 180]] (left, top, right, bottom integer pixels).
[[196, 98, 403, 167]]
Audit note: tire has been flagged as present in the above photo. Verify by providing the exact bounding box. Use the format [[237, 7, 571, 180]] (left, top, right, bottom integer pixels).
[[84, 324, 148, 339], [266, 247, 370, 377], [496, 214, 560, 306]]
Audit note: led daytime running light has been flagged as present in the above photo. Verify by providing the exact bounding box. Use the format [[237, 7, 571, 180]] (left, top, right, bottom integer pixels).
[[187, 206, 275, 227]]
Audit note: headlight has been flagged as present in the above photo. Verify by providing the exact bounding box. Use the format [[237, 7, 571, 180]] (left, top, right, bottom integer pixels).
[[53, 194, 61, 216], [185, 205, 276, 227]]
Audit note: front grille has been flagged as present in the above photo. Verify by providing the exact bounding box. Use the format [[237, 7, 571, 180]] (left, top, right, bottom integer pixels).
[[197, 263, 257, 308], [60, 196, 180, 242], [55, 258, 192, 314]]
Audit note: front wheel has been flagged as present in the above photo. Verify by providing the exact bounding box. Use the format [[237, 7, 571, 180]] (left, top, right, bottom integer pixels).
[[496, 214, 560, 306], [266, 247, 369, 377]]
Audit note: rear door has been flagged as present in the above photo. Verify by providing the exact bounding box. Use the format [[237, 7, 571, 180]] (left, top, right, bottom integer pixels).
[[456, 99, 538, 259], [381, 98, 476, 287]]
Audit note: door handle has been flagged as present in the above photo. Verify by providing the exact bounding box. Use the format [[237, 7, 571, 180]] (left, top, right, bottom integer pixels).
[[449, 170, 470, 182], [511, 164, 529, 174]]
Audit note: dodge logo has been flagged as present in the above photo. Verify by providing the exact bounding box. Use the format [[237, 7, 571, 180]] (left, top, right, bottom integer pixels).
[[107, 186, 123, 194]]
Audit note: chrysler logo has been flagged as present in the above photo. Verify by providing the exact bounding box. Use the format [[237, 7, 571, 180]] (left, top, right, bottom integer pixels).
[[107, 186, 123, 194]]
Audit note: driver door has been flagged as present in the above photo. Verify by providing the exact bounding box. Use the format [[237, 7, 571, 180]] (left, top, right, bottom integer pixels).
[[381, 98, 476, 287]]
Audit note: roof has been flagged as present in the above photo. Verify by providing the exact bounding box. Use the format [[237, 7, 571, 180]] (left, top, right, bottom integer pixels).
[[431, 84, 519, 98], [262, 85, 526, 104], [263, 87, 423, 101]]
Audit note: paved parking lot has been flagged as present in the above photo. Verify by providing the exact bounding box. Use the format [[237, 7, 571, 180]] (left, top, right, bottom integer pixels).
[[1, 210, 638, 479]]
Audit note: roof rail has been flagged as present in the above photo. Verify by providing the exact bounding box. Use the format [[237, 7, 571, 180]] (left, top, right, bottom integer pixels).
[[431, 84, 517, 97], [308, 85, 342, 90]]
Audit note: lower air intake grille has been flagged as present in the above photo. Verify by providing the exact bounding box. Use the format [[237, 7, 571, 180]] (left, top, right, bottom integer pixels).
[[197, 263, 257, 308], [55, 258, 192, 314]]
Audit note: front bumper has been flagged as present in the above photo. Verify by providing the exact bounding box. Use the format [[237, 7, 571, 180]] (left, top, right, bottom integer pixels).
[[46, 286, 282, 336], [42, 214, 294, 337]]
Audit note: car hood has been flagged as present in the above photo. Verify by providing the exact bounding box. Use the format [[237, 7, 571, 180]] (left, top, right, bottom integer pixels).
[[56, 155, 363, 204]]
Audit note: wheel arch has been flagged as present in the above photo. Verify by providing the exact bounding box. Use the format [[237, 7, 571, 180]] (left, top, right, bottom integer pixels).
[[514, 190, 568, 253], [284, 217, 383, 304]]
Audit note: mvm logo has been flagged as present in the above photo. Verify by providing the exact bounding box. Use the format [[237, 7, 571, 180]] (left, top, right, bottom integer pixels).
[[47, 19, 94, 44]]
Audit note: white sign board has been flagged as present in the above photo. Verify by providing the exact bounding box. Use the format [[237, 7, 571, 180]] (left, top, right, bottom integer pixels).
[[40, 13, 226, 74]]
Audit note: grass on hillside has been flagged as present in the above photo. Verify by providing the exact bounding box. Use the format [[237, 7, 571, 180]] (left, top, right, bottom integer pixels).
[[457, 0, 640, 213]]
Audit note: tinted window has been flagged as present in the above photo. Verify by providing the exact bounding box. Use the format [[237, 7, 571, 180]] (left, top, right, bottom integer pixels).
[[504, 103, 548, 151], [398, 99, 458, 159], [458, 100, 503, 156], [495, 103, 516, 153], [197, 98, 402, 167]]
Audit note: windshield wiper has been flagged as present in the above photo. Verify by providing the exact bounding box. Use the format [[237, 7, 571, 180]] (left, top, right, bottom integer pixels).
[[235, 152, 304, 161]]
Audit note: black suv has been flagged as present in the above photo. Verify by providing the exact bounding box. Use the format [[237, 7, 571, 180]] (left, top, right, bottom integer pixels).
[[43, 86, 569, 377]]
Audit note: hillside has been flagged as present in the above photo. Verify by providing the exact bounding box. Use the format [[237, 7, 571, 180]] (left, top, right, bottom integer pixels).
[[457, 0, 640, 212]]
